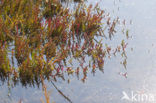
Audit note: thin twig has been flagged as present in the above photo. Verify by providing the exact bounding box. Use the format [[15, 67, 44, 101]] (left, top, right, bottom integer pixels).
[[51, 81, 72, 103]]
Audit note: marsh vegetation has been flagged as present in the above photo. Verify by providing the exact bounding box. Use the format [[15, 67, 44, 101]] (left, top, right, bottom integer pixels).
[[0, 0, 130, 102]]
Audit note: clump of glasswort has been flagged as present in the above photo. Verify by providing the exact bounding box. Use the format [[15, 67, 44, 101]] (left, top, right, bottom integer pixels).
[[0, 0, 129, 87]]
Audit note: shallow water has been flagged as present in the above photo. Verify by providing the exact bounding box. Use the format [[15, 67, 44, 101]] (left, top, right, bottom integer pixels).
[[1, 0, 156, 103]]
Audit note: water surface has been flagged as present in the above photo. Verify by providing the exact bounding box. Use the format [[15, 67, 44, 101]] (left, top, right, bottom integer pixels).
[[1, 0, 156, 103]]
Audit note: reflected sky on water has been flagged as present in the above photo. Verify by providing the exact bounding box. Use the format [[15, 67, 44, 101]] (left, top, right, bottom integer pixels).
[[1, 0, 156, 103]]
